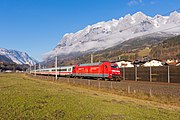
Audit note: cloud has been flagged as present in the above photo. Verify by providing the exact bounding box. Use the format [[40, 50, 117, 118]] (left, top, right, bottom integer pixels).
[[128, 0, 138, 6], [150, 1, 156, 5], [128, 0, 143, 6]]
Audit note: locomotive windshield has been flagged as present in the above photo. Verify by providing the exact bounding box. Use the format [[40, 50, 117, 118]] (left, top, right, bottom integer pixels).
[[111, 64, 119, 69]]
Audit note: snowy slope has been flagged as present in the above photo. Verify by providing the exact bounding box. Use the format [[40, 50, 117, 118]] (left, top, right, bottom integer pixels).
[[45, 11, 180, 59], [0, 48, 38, 65]]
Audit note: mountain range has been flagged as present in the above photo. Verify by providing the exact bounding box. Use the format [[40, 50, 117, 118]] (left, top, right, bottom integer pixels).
[[45, 11, 180, 60], [0, 48, 38, 65]]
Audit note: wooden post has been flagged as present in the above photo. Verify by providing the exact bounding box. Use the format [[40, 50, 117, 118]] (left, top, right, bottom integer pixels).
[[133, 90, 136, 93], [98, 81, 100, 88], [168, 66, 170, 83], [88, 80, 90, 86], [128, 85, 130, 93], [68, 78, 70, 83], [135, 65, 137, 81], [110, 82, 113, 89], [123, 67, 125, 80], [150, 66, 152, 82], [149, 88, 152, 97]]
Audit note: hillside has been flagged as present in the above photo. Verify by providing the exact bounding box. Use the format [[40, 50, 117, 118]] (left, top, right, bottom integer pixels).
[[44, 35, 180, 67], [150, 35, 180, 60], [0, 55, 14, 63]]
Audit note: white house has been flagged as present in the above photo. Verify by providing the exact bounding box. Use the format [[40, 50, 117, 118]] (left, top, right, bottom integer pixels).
[[143, 60, 163, 67], [176, 63, 180, 66], [116, 61, 134, 68], [166, 59, 178, 64]]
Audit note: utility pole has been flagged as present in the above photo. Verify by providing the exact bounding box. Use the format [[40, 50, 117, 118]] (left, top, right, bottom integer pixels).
[[91, 54, 93, 63], [30, 64, 31, 73], [39, 63, 41, 69], [55, 54, 58, 80], [150, 63, 152, 82], [35, 64, 36, 76]]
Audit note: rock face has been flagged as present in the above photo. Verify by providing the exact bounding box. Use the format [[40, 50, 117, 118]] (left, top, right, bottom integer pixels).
[[45, 11, 180, 59], [0, 48, 38, 65]]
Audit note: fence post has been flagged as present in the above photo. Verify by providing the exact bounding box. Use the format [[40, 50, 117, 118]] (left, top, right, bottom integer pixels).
[[88, 80, 90, 86], [123, 67, 125, 80], [110, 82, 113, 89], [135, 65, 137, 81], [149, 88, 152, 97], [68, 78, 70, 83], [150, 66, 152, 82], [98, 81, 101, 88], [133, 90, 136, 93], [168, 66, 170, 83], [128, 85, 130, 93]]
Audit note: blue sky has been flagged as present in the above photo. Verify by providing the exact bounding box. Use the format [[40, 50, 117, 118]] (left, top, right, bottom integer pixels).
[[0, 0, 180, 61]]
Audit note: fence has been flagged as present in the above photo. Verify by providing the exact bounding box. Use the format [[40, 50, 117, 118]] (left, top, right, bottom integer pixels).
[[120, 66, 180, 83], [27, 74, 180, 98]]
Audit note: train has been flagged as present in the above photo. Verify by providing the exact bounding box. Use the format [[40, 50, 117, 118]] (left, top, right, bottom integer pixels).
[[30, 61, 121, 81]]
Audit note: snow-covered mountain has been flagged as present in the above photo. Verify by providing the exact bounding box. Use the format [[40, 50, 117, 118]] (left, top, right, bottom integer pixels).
[[0, 48, 38, 65], [45, 11, 180, 59]]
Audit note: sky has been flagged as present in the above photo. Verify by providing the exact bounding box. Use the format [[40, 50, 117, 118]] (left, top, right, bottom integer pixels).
[[0, 0, 180, 61]]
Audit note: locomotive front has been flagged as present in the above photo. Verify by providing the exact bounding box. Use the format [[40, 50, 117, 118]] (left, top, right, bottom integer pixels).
[[109, 63, 121, 81]]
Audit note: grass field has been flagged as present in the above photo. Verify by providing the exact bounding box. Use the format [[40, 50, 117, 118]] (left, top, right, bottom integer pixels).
[[0, 73, 180, 120]]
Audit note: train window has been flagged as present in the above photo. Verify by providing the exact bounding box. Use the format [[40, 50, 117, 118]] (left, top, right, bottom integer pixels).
[[111, 64, 119, 68], [68, 68, 71, 71], [59, 69, 67, 72]]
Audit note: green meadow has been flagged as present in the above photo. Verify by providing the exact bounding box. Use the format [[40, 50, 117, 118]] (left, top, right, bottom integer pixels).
[[0, 73, 180, 120]]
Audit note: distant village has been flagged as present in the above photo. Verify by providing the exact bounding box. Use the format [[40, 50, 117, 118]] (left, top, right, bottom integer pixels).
[[1, 58, 180, 73], [116, 59, 180, 68]]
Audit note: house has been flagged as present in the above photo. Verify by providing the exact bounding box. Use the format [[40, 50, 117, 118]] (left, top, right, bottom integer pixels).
[[132, 60, 146, 67], [166, 59, 178, 66], [5, 70, 12, 73], [116, 61, 134, 68], [176, 63, 180, 66], [143, 60, 163, 67]]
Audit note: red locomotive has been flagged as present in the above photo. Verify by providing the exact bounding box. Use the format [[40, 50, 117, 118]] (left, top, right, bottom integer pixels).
[[72, 62, 120, 80]]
